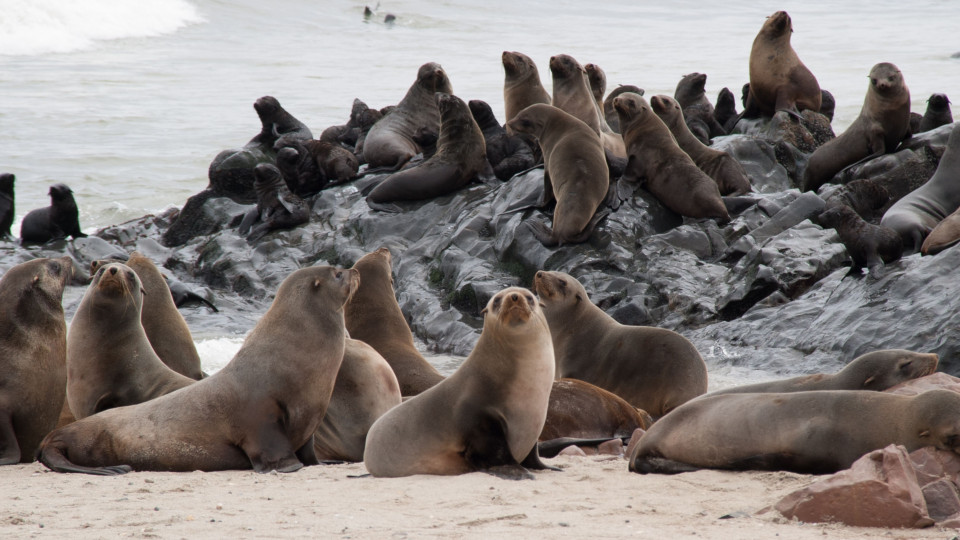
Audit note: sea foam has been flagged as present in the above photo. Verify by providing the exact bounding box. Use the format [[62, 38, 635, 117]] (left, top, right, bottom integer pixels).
[[0, 0, 204, 56]]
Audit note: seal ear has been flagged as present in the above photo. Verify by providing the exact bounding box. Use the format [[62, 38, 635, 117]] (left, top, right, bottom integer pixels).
[[861, 376, 875, 388], [481, 307, 488, 315], [575, 293, 583, 304], [314, 278, 322, 288], [32, 275, 40, 286], [918, 429, 931, 439]]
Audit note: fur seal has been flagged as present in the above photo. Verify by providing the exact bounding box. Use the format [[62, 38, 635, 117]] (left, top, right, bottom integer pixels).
[[20, 184, 86, 243], [37, 265, 358, 475], [674, 72, 726, 140], [629, 389, 960, 475], [0, 257, 73, 464], [313, 338, 401, 462], [651, 95, 752, 195], [614, 92, 730, 222], [275, 137, 359, 196], [585, 63, 606, 116], [533, 270, 707, 417], [603, 85, 644, 134], [66, 262, 195, 420], [468, 99, 536, 181], [919, 94, 953, 133], [714, 87, 739, 133], [505, 103, 610, 246], [363, 287, 556, 479], [367, 93, 488, 208], [922, 205, 960, 255], [747, 11, 821, 118], [819, 89, 836, 122], [320, 98, 370, 147], [817, 205, 903, 273], [362, 62, 453, 169], [802, 63, 911, 193], [0, 173, 13, 238], [344, 248, 444, 396], [707, 349, 938, 396], [238, 163, 309, 241], [540, 378, 652, 441], [881, 123, 960, 253], [502, 51, 551, 122], [549, 54, 625, 158]]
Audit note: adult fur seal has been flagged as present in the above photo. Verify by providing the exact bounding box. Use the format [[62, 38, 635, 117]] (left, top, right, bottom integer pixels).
[[238, 163, 309, 241], [540, 378, 652, 442], [603, 85, 644, 134], [747, 11, 821, 118], [918, 93, 953, 133], [505, 104, 610, 246], [802, 62, 911, 193], [502, 51, 551, 122], [549, 53, 625, 158], [651, 95, 752, 195], [66, 263, 195, 420], [706, 349, 938, 396], [37, 265, 358, 475], [0, 173, 13, 238], [20, 184, 86, 243], [922, 205, 960, 255], [533, 270, 707, 417], [363, 62, 453, 169], [674, 72, 726, 140], [367, 93, 488, 208], [881, 122, 960, 253], [629, 389, 960, 475], [614, 92, 730, 222], [817, 205, 903, 273], [0, 257, 72, 464], [585, 63, 606, 116], [364, 287, 556, 479]]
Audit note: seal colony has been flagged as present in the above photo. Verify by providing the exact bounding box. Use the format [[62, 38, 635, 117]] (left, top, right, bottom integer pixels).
[[5, 6, 960, 531]]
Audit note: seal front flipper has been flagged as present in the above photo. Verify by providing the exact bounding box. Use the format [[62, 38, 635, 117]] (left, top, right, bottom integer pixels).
[[241, 419, 303, 473], [0, 414, 21, 465], [462, 409, 533, 480], [365, 198, 403, 213], [629, 455, 700, 475], [521, 444, 560, 472], [238, 208, 259, 236], [295, 435, 320, 467]]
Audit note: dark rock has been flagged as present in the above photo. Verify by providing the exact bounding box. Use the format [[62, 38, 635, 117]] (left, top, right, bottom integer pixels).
[[921, 478, 960, 522]]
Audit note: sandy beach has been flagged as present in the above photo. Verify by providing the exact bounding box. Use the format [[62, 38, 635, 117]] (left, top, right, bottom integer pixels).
[[1, 455, 953, 539]]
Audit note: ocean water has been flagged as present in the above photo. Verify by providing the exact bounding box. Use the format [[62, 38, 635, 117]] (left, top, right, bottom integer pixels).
[[2, 0, 958, 374]]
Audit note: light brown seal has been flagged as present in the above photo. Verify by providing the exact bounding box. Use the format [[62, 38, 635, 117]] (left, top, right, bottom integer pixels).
[[37, 265, 358, 475], [922, 205, 960, 255], [502, 51, 551, 122], [650, 94, 752, 195], [747, 10, 821, 118], [629, 389, 960, 475], [362, 62, 453, 169], [540, 378, 652, 441], [603, 85, 644, 134], [707, 349, 938, 396], [549, 53, 625, 158], [802, 62, 911, 193], [363, 287, 556, 479], [66, 262, 195, 420], [614, 92, 730, 222], [585, 63, 606, 116], [0, 257, 72, 464], [533, 270, 707, 417], [312, 338, 401, 462]]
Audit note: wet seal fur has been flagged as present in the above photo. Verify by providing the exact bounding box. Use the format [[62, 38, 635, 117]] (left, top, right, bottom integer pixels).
[[20, 184, 86, 244], [468, 99, 536, 181], [817, 205, 903, 274], [674, 72, 726, 141], [534, 270, 707, 417], [237, 163, 309, 242], [505, 104, 610, 246], [363, 287, 556, 479], [747, 11, 821, 118], [0, 257, 72, 464], [802, 62, 911, 193], [629, 389, 960, 475], [37, 265, 358, 475], [918, 94, 952, 133]]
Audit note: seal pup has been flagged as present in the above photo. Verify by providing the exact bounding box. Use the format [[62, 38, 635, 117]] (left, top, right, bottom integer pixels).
[[0, 173, 13, 238], [237, 163, 309, 242], [706, 349, 938, 396], [629, 389, 960, 475], [367, 93, 489, 208], [312, 339, 401, 462], [614, 92, 730, 222], [817, 205, 903, 274], [549, 53, 625, 158], [534, 271, 707, 417], [918, 93, 953, 133], [674, 72, 726, 140], [66, 263, 195, 420], [0, 257, 73, 464], [20, 184, 86, 243], [37, 265, 358, 475], [603, 85, 644, 134], [502, 51, 551, 122], [747, 11, 821, 118], [344, 248, 444, 396], [364, 287, 556, 479], [505, 104, 610, 246], [363, 62, 453, 169], [468, 99, 536, 181], [881, 122, 960, 253], [651, 95, 752, 195], [714, 87, 739, 133], [802, 62, 911, 193]]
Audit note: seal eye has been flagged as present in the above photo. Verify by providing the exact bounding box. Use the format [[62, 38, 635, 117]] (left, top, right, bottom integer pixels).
[[335, 271, 343, 279], [525, 295, 536, 307], [493, 297, 502, 310]]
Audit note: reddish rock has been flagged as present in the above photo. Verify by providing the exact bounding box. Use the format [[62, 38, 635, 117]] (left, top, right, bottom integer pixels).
[[886, 372, 960, 396], [937, 514, 960, 528], [775, 445, 934, 528], [624, 428, 646, 460], [597, 439, 624, 457], [921, 478, 960, 522], [557, 445, 587, 457], [909, 447, 960, 487]]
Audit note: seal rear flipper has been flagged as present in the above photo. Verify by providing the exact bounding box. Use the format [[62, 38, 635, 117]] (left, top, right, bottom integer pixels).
[[365, 198, 404, 213], [237, 208, 259, 236], [629, 455, 701, 475], [36, 444, 132, 476], [242, 422, 303, 473], [0, 414, 21, 465], [295, 435, 320, 467], [526, 220, 560, 247], [563, 208, 610, 244]]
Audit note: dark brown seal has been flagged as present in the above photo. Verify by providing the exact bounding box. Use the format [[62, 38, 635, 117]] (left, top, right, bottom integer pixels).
[[802, 62, 911, 193], [0, 173, 13, 238], [363, 287, 556, 479], [674, 72, 726, 140], [817, 205, 903, 273], [468, 99, 536, 181], [505, 104, 610, 246], [363, 62, 453, 169], [714, 87, 739, 133], [66, 262, 195, 420], [747, 11, 821, 118], [540, 378, 653, 441], [20, 184, 86, 244], [502, 51, 551, 122], [651, 95, 752, 195], [275, 137, 359, 196], [707, 349, 938, 396], [237, 163, 310, 241], [629, 389, 960, 475], [585, 63, 606, 116], [367, 93, 488, 208], [534, 270, 708, 417], [0, 257, 72, 464], [37, 265, 358, 475], [614, 92, 730, 221], [603, 85, 644, 134], [918, 93, 953, 133]]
